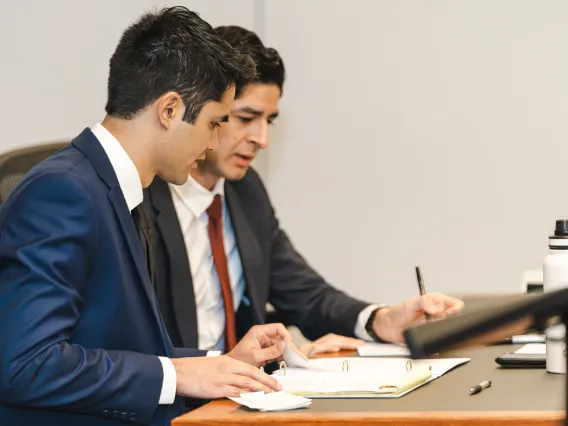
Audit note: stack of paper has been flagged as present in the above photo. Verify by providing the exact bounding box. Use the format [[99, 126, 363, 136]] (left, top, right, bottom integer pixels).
[[273, 356, 470, 398], [229, 391, 311, 411]]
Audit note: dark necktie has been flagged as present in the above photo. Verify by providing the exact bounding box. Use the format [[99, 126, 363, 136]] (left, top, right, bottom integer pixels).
[[132, 204, 154, 287], [206, 194, 237, 352]]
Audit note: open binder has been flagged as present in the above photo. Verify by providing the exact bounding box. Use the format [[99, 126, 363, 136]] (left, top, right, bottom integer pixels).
[[272, 356, 470, 399]]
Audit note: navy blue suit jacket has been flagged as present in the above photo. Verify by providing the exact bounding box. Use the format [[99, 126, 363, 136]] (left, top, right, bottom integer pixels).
[[0, 129, 205, 426]]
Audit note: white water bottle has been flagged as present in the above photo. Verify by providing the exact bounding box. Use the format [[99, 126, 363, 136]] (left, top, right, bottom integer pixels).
[[543, 219, 568, 374]]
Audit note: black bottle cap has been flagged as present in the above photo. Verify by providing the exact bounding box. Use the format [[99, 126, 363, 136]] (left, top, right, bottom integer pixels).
[[554, 220, 568, 237]]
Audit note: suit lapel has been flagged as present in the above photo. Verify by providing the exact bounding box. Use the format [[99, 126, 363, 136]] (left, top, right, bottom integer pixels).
[[225, 183, 264, 323], [107, 187, 158, 309], [149, 178, 199, 348], [72, 129, 170, 351]]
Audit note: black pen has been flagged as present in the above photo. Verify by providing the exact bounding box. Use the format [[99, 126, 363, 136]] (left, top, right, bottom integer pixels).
[[469, 380, 491, 395], [415, 266, 431, 322]]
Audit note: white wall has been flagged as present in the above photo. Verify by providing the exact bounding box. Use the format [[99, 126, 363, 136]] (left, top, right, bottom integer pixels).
[[0, 0, 259, 149], [262, 0, 568, 304], [2, 0, 567, 305]]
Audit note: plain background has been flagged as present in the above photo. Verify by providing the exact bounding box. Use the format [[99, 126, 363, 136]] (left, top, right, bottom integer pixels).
[[2, 0, 567, 307]]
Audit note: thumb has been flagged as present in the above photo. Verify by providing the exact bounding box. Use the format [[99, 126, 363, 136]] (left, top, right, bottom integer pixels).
[[258, 340, 286, 363]]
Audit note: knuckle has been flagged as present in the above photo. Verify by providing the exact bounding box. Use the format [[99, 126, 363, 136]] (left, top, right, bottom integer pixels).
[[242, 378, 256, 389], [225, 386, 239, 397]]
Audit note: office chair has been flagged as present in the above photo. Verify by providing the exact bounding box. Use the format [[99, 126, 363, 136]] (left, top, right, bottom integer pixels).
[[0, 142, 68, 204]]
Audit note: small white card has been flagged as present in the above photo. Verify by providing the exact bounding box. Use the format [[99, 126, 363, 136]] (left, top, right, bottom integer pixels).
[[229, 391, 312, 412], [510, 334, 545, 344], [515, 343, 546, 355], [357, 343, 411, 357]]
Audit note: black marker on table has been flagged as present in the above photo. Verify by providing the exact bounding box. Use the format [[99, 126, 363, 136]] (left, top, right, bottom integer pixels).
[[415, 266, 431, 322], [469, 380, 491, 395]]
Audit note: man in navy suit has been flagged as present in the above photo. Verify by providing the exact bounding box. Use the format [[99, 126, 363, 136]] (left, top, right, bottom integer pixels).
[[0, 8, 293, 426]]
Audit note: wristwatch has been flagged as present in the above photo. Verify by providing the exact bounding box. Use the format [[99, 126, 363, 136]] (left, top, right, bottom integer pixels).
[[365, 307, 388, 343]]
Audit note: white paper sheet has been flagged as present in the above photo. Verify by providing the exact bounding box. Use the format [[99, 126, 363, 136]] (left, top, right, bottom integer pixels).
[[515, 343, 546, 354], [229, 391, 312, 412], [357, 343, 411, 357], [282, 340, 311, 368]]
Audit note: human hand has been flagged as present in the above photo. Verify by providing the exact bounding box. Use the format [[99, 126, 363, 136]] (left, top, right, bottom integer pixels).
[[171, 355, 282, 399], [227, 323, 292, 367], [373, 293, 464, 343], [299, 333, 365, 358]]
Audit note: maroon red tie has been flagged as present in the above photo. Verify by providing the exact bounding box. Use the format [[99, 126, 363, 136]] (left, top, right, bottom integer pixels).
[[206, 194, 237, 352]]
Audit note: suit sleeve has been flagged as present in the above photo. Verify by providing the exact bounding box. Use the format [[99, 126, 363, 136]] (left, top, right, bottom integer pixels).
[[172, 348, 208, 358], [0, 173, 163, 424], [258, 180, 371, 341]]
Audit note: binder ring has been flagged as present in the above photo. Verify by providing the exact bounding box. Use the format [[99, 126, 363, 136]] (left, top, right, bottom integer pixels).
[[342, 360, 349, 373], [278, 361, 287, 376], [406, 360, 413, 373]]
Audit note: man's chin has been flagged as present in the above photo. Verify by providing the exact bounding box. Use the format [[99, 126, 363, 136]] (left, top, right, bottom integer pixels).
[[159, 171, 190, 186], [224, 167, 248, 182]]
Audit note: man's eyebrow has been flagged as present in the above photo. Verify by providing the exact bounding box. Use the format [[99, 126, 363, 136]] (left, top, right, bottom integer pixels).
[[233, 106, 263, 116]]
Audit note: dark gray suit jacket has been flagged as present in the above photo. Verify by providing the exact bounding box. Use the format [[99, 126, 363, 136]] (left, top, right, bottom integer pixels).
[[143, 168, 370, 348]]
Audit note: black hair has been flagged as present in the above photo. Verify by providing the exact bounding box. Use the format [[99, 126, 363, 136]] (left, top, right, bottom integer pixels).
[[215, 26, 285, 98], [105, 7, 256, 123]]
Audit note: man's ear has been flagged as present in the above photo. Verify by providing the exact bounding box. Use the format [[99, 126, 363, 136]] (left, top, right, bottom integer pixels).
[[157, 92, 183, 129]]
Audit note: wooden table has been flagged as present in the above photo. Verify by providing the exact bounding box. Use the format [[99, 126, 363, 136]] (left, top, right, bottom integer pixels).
[[174, 294, 563, 425], [173, 344, 565, 426]]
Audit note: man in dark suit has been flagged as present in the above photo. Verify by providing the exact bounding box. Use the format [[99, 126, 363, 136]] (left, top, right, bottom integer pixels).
[[0, 11, 296, 426], [144, 26, 464, 358]]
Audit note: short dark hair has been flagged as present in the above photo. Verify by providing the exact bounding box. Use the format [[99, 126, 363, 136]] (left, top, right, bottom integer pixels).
[[215, 26, 285, 98], [105, 7, 256, 124]]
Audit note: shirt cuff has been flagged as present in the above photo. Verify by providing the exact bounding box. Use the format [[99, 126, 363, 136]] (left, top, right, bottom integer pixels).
[[207, 351, 222, 357], [354, 304, 383, 341], [157, 356, 176, 405]]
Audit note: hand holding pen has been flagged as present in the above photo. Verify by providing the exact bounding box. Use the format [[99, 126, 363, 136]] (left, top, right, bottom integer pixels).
[[368, 281, 465, 343], [415, 266, 432, 322]]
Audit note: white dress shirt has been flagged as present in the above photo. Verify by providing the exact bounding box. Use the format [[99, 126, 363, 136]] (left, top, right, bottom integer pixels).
[[91, 123, 220, 407], [169, 175, 380, 349], [169, 176, 247, 351]]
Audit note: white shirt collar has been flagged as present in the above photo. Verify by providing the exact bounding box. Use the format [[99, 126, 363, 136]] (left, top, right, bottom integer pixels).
[[169, 174, 225, 219], [90, 123, 143, 212]]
